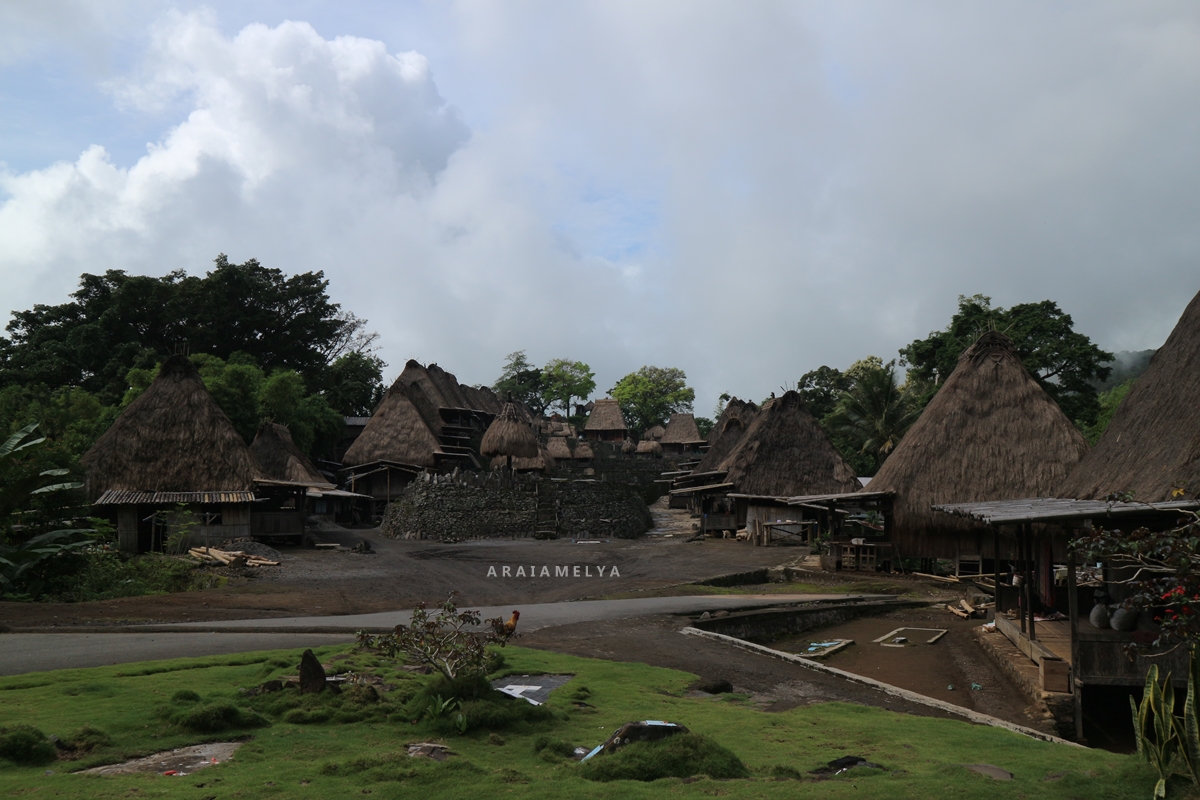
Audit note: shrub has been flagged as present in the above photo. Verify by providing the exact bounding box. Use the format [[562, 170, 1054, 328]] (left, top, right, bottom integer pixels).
[[579, 733, 749, 782], [169, 703, 269, 733], [59, 725, 111, 755], [0, 725, 57, 765], [533, 736, 577, 763]]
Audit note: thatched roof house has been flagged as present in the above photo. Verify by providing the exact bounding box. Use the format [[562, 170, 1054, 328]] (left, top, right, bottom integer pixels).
[[81, 355, 266, 553], [573, 442, 595, 460], [583, 399, 628, 441], [250, 422, 333, 488], [343, 378, 444, 470], [661, 413, 704, 453], [491, 447, 555, 473], [868, 331, 1089, 558], [1060, 289, 1200, 502], [695, 398, 758, 472], [720, 391, 858, 498], [644, 425, 666, 441], [546, 437, 573, 461], [83, 355, 261, 501]]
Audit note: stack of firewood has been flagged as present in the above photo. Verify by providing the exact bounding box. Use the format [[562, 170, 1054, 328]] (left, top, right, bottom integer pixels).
[[188, 546, 280, 568]]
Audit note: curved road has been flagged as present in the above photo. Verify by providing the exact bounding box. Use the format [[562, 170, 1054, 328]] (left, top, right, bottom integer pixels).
[[0, 593, 878, 676]]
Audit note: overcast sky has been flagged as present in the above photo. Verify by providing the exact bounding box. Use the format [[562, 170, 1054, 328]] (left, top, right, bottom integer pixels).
[[2, 1, 1197, 414]]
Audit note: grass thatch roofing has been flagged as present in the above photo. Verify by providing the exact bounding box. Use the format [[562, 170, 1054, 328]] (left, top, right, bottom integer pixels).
[[719, 391, 858, 498], [574, 442, 595, 460], [635, 439, 662, 456], [1061, 290, 1200, 501], [707, 398, 759, 444], [622, 439, 635, 454], [250, 422, 332, 488], [481, 402, 539, 459], [583, 399, 628, 432], [546, 437, 573, 460], [662, 413, 703, 444], [82, 355, 260, 500], [491, 447, 554, 472], [342, 376, 443, 469], [869, 331, 1089, 544], [644, 425, 666, 441], [695, 417, 748, 473]]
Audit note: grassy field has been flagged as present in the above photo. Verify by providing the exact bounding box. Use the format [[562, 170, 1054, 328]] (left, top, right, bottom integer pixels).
[[0, 643, 1154, 798]]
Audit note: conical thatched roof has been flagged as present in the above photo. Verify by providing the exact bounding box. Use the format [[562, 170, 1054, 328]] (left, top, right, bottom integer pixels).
[[1061, 290, 1200, 501], [343, 377, 443, 468], [583, 399, 628, 432], [869, 331, 1089, 554], [481, 402, 539, 459], [250, 422, 332, 488], [635, 439, 662, 456], [644, 425, 666, 441], [82, 355, 260, 499], [707, 398, 759, 444], [696, 419, 748, 473], [546, 437, 573, 461], [719, 391, 857, 497], [662, 413, 703, 444], [574, 442, 595, 460]]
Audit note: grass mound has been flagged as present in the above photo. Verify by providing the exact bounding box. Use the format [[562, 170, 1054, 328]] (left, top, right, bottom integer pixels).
[[0, 725, 56, 765], [167, 702, 270, 733], [578, 733, 749, 782]]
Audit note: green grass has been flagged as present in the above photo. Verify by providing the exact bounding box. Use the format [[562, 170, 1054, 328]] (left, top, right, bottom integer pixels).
[[0, 644, 1154, 798]]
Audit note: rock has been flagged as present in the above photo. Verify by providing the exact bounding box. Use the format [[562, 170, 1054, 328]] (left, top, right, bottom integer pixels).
[[407, 742, 451, 761], [1088, 604, 1111, 630], [298, 649, 327, 694], [699, 612, 711, 620], [811, 755, 884, 776]]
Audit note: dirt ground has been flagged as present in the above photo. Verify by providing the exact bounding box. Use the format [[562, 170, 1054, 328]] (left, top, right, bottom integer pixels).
[[0, 499, 798, 628], [517, 612, 1056, 736]]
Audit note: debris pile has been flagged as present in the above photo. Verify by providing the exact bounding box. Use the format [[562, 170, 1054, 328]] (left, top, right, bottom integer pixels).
[[188, 547, 280, 567]]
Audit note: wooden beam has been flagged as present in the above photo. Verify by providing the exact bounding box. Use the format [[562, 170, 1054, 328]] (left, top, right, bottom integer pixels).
[[1067, 532, 1083, 741]]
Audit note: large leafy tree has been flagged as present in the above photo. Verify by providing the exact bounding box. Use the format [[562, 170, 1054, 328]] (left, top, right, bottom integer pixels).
[[609, 366, 695, 434], [492, 351, 546, 414], [899, 294, 1113, 426], [796, 365, 853, 420], [322, 352, 387, 417], [541, 359, 596, 417], [0, 256, 367, 404]]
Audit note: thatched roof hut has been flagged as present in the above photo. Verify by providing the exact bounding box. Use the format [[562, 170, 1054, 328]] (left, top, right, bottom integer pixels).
[[635, 439, 662, 456], [573, 441, 595, 460], [342, 378, 443, 469], [621, 439, 635, 454], [481, 402, 539, 459], [583, 399, 628, 441], [707, 398, 759, 444], [644, 425, 666, 441], [546, 437, 573, 461], [1060, 290, 1200, 502], [250, 422, 332, 488], [720, 391, 857, 498], [662, 413, 703, 448], [869, 331, 1089, 558], [82, 355, 260, 500]]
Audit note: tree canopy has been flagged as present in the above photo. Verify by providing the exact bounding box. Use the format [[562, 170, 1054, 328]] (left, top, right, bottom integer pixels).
[[899, 294, 1113, 425], [541, 359, 596, 416], [0, 255, 370, 405], [492, 351, 545, 413], [609, 366, 695, 434]]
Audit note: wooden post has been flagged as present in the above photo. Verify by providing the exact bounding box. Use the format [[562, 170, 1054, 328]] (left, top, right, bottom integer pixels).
[[117, 507, 139, 554], [1026, 523, 1036, 643], [993, 526, 1002, 606], [1018, 525, 1027, 635], [1066, 530, 1083, 741]]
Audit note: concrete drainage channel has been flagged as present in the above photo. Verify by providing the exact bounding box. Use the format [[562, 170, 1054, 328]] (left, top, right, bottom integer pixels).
[[679, 604, 1079, 747]]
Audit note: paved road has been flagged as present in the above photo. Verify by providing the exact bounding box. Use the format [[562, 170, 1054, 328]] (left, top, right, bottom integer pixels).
[[0, 594, 880, 676]]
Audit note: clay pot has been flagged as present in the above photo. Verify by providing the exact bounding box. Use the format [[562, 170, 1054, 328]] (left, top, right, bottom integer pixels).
[[1088, 603, 1111, 629]]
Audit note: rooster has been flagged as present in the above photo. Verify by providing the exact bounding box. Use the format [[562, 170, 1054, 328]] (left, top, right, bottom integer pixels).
[[491, 610, 520, 646]]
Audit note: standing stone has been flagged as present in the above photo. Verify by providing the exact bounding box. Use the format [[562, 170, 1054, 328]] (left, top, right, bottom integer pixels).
[[298, 649, 326, 694]]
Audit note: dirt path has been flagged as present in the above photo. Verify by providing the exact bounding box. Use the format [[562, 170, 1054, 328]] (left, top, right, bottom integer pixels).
[[0, 500, 796, 628]]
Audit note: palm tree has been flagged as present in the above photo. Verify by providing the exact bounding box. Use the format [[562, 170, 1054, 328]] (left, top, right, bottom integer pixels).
[[827, 363, 920, 470]]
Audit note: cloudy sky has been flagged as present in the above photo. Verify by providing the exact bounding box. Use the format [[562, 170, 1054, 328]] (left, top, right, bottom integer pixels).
[[2, 1, 1197, 412]]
